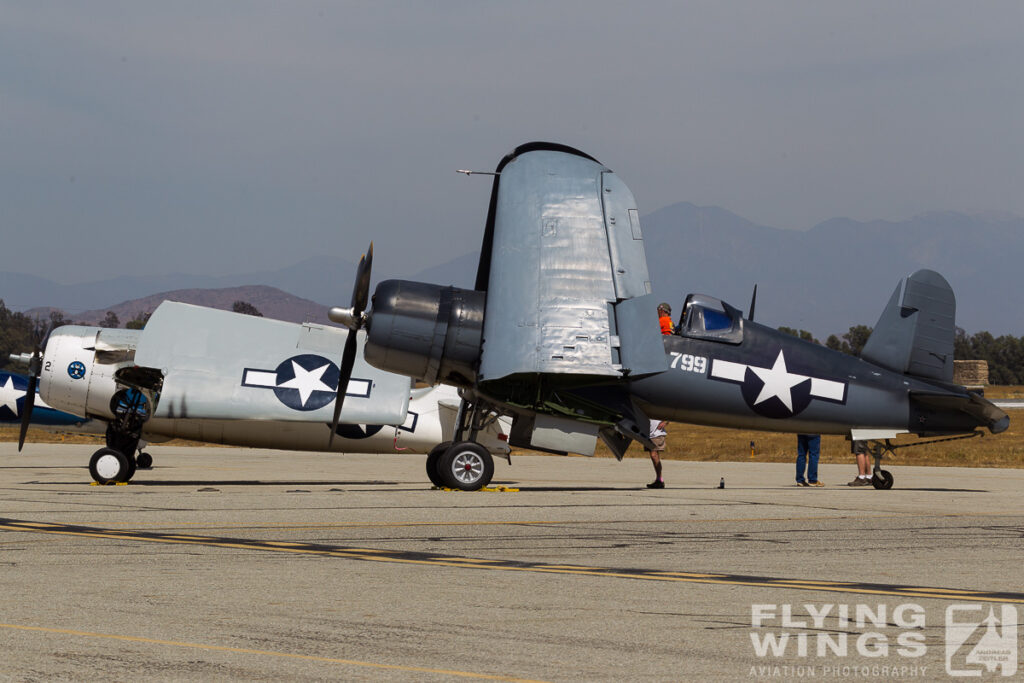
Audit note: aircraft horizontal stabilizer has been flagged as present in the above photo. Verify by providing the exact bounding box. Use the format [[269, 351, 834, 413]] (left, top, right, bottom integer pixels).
[[910, 390, 1010, 435], [861, 270, 955, 382]]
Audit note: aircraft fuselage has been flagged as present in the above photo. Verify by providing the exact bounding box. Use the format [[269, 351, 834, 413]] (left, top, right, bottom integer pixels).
[[630, 320, 982, 437]]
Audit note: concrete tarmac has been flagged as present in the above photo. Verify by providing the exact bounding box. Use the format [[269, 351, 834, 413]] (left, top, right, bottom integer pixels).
[[2, 443, 1023, 681]]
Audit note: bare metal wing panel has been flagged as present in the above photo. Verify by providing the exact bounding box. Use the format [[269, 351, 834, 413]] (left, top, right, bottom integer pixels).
[[134, 302, 410, 424], [479, 146, 664, 382]]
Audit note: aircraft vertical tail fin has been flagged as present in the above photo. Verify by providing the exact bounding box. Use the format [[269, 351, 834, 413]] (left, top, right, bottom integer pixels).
[[861, 269, 955, 382]]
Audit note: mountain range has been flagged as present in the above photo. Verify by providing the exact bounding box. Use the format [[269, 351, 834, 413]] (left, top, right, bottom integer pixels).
[[3, 204, 1022, 337], [640, 204, 1023, 338]]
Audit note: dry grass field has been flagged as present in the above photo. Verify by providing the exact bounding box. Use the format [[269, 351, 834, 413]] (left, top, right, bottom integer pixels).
[[4, 386, 1023, 469]]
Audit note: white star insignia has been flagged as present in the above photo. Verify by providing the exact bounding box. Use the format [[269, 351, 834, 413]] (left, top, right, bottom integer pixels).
[[749, 351, 809, 412], [0, 376, 25, 416], [276, 361, 335, 407]]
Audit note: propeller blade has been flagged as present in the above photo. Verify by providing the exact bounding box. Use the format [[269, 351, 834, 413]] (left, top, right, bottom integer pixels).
[[328, 329, 359, 448], [328, 242, 373, 448], [18, 374, 37, 452], [17, 321, 52, 452], [748, 284, 758, 322], [351, 243, 373, 317]]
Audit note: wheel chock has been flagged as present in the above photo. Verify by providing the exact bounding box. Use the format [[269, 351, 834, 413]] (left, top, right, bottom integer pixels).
[[435, 485, 519, 493]]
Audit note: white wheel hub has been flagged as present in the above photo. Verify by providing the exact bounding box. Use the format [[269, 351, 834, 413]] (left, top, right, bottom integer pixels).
[[95, 454, 122, 480]]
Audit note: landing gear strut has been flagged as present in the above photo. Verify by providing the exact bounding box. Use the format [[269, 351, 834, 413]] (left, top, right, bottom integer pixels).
[[867, 441, 895, 490], [428, 395, 500, 491], [865, 432, 985, 490], [89, 367, 162, 485]]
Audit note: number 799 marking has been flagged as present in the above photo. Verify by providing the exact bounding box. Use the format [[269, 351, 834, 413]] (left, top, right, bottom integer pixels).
[[669, 352, 707, 374]]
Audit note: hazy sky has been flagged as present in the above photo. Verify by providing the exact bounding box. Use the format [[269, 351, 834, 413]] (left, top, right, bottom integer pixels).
[[2, 2, 1022, 284]]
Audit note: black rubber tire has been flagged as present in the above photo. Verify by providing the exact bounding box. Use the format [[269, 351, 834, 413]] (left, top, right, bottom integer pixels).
[[123, 452, 137, 482], [136, 452, 153, 469], [425, 441, 452, 488], [872, 470, 894, 490], [89, 448, 130, 485], [438, 441, 494, 491]]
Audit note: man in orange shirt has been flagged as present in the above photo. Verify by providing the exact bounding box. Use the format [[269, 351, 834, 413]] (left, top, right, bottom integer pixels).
[[657, 302, 674, 335], [646, 302, 675, 489]]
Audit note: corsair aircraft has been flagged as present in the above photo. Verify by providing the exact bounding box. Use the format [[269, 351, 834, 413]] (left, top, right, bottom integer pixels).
[[319, 142, 1007, 491]]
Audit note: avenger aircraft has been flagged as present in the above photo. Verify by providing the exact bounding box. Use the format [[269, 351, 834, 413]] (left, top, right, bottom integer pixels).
[[13, 304, 508, 484], [316, 142, 1008, 491]]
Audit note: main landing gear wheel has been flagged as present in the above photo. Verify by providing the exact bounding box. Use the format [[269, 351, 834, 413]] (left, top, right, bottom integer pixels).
[[426, 441, 452, 488], [136, 452, 153, 469], [872, 469, 894, 490], [89, 448, 131, 484], [438, 441, 494, 491]]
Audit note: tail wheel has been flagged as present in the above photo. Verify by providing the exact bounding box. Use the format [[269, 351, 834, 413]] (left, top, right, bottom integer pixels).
[[425, 441, 453, 488], [89, 448, 130, 484], [872, 470, 894, 490], [439, 441, 494, 491]]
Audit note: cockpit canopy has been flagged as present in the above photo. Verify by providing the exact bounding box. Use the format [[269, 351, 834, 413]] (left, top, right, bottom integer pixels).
[[676, 293, 744, 344]]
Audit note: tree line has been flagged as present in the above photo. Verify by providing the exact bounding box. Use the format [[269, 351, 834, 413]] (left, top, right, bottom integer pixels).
[[776, 325, 1024, 385], [952, 330, 1024, 384], [0, 300, 261, 372]]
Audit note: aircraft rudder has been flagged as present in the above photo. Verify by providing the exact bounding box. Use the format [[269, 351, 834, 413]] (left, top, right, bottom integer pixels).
[[861, 269, 956, 382]]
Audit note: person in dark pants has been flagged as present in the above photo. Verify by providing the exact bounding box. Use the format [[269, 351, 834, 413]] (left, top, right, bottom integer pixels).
[[796, 434, 823, 486]]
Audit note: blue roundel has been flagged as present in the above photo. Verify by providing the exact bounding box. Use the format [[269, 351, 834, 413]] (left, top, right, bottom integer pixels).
[[271, 354, 340, 411], [333, 423, 384, 440], [67, 361, 87, 380]]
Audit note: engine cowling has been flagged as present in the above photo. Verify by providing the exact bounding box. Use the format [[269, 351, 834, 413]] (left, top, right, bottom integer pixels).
[[364, 280, 485, 387], [39, 327, 142, 419]]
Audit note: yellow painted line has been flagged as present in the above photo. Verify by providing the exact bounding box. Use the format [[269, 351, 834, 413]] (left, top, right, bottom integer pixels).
[[6, 521, 1024, 604], [262, 541, 308, 547], [773, 579, 854, 586], [162, 535, 213, 540], [439, 557, 502, 564], [106, 513, 913, 532], [0, 622, 546, 682], [537, 565, 600, 571]]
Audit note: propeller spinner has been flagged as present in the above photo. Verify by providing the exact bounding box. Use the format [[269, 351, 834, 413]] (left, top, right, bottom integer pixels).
[[327, 243, 373, 446]]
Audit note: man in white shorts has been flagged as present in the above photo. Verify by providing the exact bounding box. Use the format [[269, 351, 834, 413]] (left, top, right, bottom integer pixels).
[[647, 419, 668, 489]]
